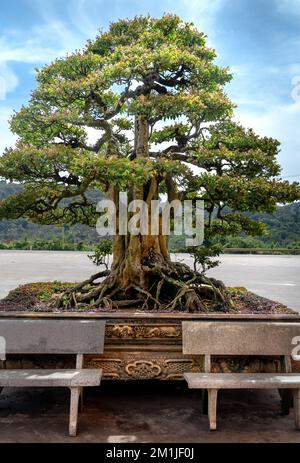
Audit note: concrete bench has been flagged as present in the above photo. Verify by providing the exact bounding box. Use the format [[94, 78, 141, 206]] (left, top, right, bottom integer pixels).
[[182, 321, 300, 431], [0, 319, 106, 436]]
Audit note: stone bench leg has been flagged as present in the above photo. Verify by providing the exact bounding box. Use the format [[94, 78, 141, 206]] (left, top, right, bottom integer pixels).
[[0, 387, 3, 395], [294, 389, 300, 430], [279, 389, 293, 415], [208, 389, 218, 431], [201, 389, 208, 415], [69, 387, 80, 437], [79, 387, 84, 413]]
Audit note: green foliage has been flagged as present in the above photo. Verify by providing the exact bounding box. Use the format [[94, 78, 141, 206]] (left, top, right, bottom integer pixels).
[[88, 239, 112, 267], [220, 235, 266, 249], [0, 14, 299, 250], [0, 181, 299, 251], [188, 244, 223, 274]]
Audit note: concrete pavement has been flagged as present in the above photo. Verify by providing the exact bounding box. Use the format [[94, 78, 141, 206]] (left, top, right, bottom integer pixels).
[[0, 251, 299, 311], [0, 251, 300, 443], [0, 381, 299, 443]]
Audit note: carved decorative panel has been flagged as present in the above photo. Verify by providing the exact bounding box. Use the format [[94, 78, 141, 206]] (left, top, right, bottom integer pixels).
[[105, 324, 181, 340], [85, 353, 202, 380]]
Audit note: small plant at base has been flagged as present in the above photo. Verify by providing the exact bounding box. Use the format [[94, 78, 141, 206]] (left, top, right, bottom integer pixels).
[[88, 240, 112, 268], [188, 244, 223, 274]]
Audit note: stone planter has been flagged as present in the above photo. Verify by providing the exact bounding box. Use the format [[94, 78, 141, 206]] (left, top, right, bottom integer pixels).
[[1, 311, 300, 379]]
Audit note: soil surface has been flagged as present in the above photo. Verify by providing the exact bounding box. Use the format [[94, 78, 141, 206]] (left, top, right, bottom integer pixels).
[[0, 282, 296, 314]]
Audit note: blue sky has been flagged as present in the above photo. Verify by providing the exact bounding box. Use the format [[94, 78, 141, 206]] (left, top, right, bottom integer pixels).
[[1, 0, 300, 180]]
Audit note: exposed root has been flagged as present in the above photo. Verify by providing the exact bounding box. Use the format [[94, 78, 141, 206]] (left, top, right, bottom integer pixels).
[[65, 270, 110, 294], [155, 279, 164, 310], [134, 286, 162, 310], [55, 259, 232, 313]]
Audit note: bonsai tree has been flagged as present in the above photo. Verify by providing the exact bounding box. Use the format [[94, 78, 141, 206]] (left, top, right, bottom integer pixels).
[[0, 15, 299, 311]]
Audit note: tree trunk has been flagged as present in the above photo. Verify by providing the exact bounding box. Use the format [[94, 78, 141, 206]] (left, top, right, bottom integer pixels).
[[109, 183, 170, 292], [108, 115, 170, 293], [59, 116, 230, 311]]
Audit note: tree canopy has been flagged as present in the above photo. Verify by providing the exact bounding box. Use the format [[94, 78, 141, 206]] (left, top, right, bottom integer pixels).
[[0, 15, 299, 312]]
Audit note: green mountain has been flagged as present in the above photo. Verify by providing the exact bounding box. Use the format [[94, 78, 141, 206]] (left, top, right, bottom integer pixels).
[[0, 181, 100, 250], [0, 181, 299, 250]]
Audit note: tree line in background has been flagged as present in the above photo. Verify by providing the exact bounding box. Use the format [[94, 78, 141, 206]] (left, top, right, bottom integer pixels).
[[1, 181, 299, 252]]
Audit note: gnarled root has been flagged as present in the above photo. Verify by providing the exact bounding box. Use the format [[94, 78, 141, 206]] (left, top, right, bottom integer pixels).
[[55, 260, 232, 313]]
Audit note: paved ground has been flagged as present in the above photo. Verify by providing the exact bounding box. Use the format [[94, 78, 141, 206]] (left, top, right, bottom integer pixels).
[[0, 250, 299, 311], [0, 382, 299, 443], [176, 253, 300, 313], [0, 251, 300, 443]]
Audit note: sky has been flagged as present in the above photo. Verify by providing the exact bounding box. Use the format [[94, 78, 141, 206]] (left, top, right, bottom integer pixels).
[[0, 0, 300, 180]]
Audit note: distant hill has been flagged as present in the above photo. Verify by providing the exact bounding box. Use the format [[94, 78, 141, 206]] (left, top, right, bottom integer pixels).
[[0, 181, 100, 250], [0, 181, 23, 199], [0, 181, 299, 250], [245, 203, 300, 247]]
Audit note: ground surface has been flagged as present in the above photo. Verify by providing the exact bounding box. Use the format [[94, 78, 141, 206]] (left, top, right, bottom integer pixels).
[[0, 251, 300, 443], [0, 251, 299, 312], [0, 382, 299, 443], [0, 282, 293, 314]]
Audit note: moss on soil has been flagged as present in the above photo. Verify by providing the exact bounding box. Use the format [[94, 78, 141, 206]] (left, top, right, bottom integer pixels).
[[0, 281, 296, 315]]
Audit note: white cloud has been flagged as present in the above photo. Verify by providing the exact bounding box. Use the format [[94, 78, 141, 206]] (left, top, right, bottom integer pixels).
[[0, 10, 86, 150], [0, 107, 16, 155], [0, 63, 19, 101], [66, 0, 102, 38], [0, 67, 19, 101], [226, 61, 300, 113], [227, 59, 300, 179], [276, 0, 300, 16], [0, 0, 225, 96], [0, 31, 51, 101], [177, 0, 224, 26], [171, 0, 224, 44], [0, 37, 54, 64], [0, 0, 225, 142], [0, 19, 86, 65], [235, 101, 300, 178], [0, 3, 92, 100], [31, 0, 99, 47]]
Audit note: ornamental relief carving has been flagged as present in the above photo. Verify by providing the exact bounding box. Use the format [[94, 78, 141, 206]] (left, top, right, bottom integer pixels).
[[105, 324, 181, 339], [86, 354, 201, 380], [125, 360, 162, 379], [85, 354, 299, 380]]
